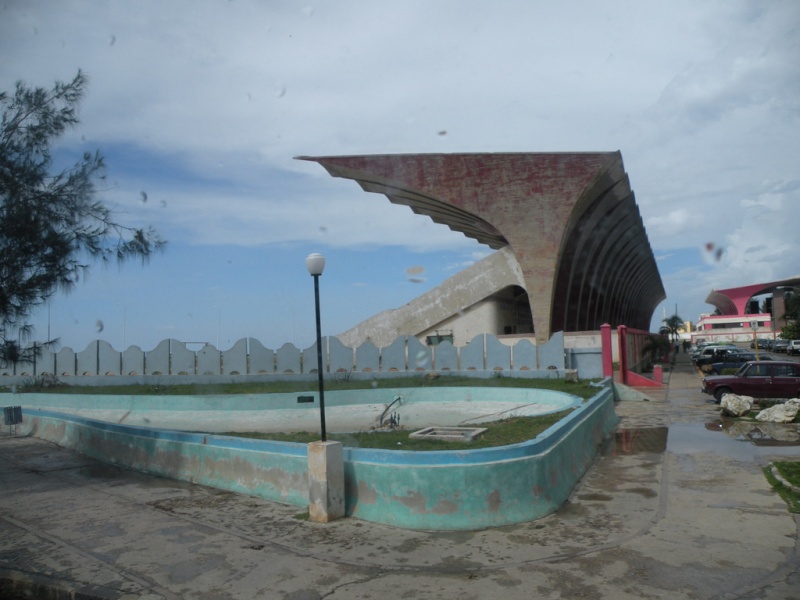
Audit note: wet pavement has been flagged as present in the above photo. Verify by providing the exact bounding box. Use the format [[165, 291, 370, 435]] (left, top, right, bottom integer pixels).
[[2, 353, 800, 599]]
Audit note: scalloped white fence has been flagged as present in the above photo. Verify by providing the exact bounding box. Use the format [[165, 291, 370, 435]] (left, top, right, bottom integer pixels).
[[1, 332, 578, 377]]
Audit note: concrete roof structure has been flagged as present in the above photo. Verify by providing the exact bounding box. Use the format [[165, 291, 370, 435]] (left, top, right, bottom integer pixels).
[[705, 276, 800, 315], [298, 152, 665, 345]]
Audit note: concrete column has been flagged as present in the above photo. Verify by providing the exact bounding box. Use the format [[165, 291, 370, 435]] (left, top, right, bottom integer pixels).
[[653, 364, 663, 385], [600, 323, 613, 378], [618, 325, 628, 385], [307, 440, 345, 523]]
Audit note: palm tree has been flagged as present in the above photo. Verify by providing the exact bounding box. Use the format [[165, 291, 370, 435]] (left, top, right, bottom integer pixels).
[[662, 314, 684, 343]]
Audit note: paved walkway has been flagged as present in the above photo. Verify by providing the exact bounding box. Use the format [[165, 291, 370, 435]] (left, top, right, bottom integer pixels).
[[2, 354, 800, 599]]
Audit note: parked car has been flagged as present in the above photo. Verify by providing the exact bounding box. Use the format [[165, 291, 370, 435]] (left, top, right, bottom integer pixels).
[[707, 353, 774, 375], [788, 340, 800, 356], [695, 347, 746, 369], [750, 338, 770, 349], [773, 339, 790, 353], [692, 344, 737, 364], [702, 361, 800, 403]]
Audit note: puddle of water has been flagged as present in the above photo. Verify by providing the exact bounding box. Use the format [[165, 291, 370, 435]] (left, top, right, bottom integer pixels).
[[669, 422, 800, 461], [610, 422, 800, 463], [707, 419, 800, 446], [608, 427, 668, 455]]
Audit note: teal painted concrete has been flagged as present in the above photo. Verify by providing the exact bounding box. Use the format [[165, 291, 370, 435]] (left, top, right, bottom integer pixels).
[[10, 384, 616, 530], [342, 386, 617, 529], [9, 387, 579, 433]]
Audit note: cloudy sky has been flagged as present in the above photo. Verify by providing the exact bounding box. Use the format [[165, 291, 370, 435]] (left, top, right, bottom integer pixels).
[[2, 0, 799, 352]]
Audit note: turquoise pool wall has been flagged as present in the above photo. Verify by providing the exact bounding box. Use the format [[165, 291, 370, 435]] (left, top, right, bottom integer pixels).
[[343, 385, 617, 529], [11, 383, 617, 530]]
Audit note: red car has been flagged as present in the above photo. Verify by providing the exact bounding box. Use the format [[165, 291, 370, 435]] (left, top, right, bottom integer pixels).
[[702, 361, 800, 403]]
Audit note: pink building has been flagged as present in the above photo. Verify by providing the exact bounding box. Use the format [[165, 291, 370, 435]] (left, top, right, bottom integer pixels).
[[695, 278, 800, 343]]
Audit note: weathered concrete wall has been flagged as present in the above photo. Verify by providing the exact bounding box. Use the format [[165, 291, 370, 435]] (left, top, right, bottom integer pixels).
[[337, 247, 526, 349], [301, 153, 666, 344], [21, 411, 310, 507], [15, 383, 616, 531], [9, 387, 580, 433], [2, 331, 606, 383], [343, 385, 616, 530]]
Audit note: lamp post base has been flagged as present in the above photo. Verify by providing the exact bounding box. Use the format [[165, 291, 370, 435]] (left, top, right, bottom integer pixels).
[[307, 440, 345, 523]]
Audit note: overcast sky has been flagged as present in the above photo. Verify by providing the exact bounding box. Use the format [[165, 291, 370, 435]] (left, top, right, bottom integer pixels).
[[2, 0, 799, 352]]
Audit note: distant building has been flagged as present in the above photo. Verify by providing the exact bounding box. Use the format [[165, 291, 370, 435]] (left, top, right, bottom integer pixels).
[[695, 277, 800, 343]]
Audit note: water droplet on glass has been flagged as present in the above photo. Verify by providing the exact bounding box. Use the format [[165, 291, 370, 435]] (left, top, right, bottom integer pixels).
[[140, 191, 148, 203], [275, 84, 286, 98], [371, 381, 378, 388], [160, 200, 167, 208], [109, 35, 116, 46], [406, 265, 426, 283], [96, 320, 104, 332], [702, 242, 724, 264], [437, 130, 447, 136], [415, 350, 429, 369], [303, 6, 314, 17], [319, 225, 328, 233]]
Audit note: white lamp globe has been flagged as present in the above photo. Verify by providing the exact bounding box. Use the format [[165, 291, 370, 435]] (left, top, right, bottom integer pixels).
[[305, 253, 326, 276]]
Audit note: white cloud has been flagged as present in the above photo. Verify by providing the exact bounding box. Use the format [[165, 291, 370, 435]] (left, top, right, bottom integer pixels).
[[3, 0, 799, 344]]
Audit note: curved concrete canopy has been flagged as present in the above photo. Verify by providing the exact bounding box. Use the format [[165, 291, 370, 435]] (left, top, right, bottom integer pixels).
[[705, 276, 800, 316], [298, 152, 666, 344]]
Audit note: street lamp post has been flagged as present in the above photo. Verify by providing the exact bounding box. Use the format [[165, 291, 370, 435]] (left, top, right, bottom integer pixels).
[[305, 253, 327, 441]]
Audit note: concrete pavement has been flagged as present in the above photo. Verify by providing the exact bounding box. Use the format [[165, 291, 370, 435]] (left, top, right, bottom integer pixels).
[[2, 353, 800, 599]]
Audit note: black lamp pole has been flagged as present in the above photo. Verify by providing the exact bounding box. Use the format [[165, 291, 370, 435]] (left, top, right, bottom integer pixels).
[[306, 253, 327, 442], [312, 272, 326, 441]]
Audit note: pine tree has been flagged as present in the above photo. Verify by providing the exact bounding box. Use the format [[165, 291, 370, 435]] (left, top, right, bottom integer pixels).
[[0, 71, 164, 365]]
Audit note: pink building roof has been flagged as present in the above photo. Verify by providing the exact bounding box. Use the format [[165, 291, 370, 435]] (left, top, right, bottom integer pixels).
[[705, 276, 800, 316]]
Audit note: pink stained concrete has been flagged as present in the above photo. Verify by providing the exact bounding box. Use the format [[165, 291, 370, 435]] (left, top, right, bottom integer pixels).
[[299, 152, 665, 345]]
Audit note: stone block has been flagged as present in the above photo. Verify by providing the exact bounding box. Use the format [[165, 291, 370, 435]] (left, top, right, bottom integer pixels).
[[307, 441, 345, 523]]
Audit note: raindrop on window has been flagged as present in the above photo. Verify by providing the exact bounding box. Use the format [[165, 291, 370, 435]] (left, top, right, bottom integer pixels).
[[406, 265, 426, 283], [702, 242, 724, 264], [140, 191, 148, 203], [96, 320, 104, 332], [437, 130, 447, 136]]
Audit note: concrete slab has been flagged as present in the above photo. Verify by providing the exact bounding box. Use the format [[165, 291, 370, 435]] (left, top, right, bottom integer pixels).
[[1, 352, 799, 599]]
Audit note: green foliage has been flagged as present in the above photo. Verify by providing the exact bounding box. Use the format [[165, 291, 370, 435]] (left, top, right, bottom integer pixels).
[[780, 318, 800, 340], [0, 71, 164, 365], [662, 313, 684, 342], [642, 334, 670, 364], [2, 375, 602, 400], [226, 410, 573, 451], [18, 373, 64, 391], [764, 462, 800, 513]]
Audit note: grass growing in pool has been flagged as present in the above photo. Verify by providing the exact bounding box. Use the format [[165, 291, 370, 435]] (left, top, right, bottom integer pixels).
[[7, 375, 601, 400], [225, 409, 573, 451]]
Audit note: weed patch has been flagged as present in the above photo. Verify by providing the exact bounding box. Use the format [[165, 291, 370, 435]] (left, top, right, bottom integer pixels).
[[764, 461, 800, 513], [225, 410, 572, 451]]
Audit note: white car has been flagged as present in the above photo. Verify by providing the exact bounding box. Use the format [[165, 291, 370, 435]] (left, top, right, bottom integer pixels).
[[788, 340, 800, 356]]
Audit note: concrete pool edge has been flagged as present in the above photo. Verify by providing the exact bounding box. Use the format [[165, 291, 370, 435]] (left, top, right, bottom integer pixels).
[[11, 383, 617, 530]]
